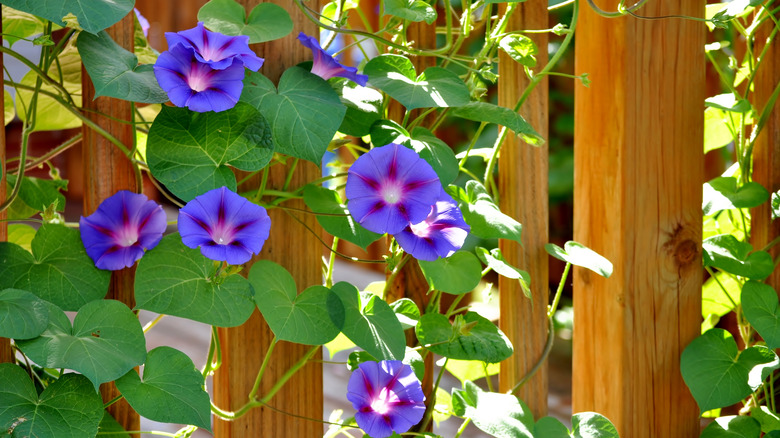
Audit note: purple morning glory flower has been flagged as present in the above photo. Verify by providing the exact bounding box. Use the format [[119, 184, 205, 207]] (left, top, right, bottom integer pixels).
[[80, 191, 167, 271], [347, 360, 426, 438], [134, 8, 150, 37], [297, 32, 368, 86], [346, 143, 441, 235], [178, 187, 271, 265], [394, 189, 470, 261], [153, 23, 264, 113]]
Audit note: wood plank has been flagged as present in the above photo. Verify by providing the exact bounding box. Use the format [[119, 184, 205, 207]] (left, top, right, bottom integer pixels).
[[80, 13, 140, 434], [212, 2, 323, 436], [497, 0, 549, 418], [572, 1, 703, 436]]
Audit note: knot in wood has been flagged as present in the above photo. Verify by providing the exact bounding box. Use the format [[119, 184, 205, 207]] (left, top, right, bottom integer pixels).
[[673, 239, 698, 267]]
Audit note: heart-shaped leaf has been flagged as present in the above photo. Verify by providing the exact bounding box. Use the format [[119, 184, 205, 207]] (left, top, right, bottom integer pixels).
[[571, 412, 620, 438], [365, 54, 470, 110], [0, 288, 49, 340], [337, 80, 383, 137], [390, 298, 421, 330], [451, 381, 534, 438], [703, 234, 773, 280], [448, 180, 523, 243], [241, 68, 346, 164], [416, 312, 513, 363], [1, 6, 62, 47], [303, 184, 382, 250], [332, 281, 406, 360], [534, 417, 570, 438], [700, 415, 761, 438], [134, 233, 256, 327], [16, 300, 146, 388], [77, 30, 168, 103], [450, 101, 544, 145], [198, 0, 292, 43], [545, 241, 613, 278], [0, 364, 103, 437], [703, 177, 769, 215], [0, 223, 110, 311], [249, 260, 344, 345], [147, 103, 274, 202], [2, 0, 133, 34], [476, 247, 531, 299], [418, 251, 482, 295], [384, 0, 437, 24], [116, 346, 211, 430], [742, 281, 780, 350], [499, 34, 538, 68], [5, 174, 67, 214], [681, 328, 775, 413]]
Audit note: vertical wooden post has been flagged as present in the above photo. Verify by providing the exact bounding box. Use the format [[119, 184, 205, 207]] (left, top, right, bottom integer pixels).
[[751, 7, 780, 290], [497, 0, 549, 418], [80, 14, 140, 433], [572, 1, 703, 437], [0, 13, 13, 364], [212, 2, 322, 436]]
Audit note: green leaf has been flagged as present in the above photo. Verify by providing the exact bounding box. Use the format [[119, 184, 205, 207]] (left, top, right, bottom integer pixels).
[[364, 54, 470, 110], [450, 101, 544, 145], [498, 34, 538, 68], [773, 191, 780, 220], [4, 90, 14, 125], [383, 0, 437, 24], [703, 177, 769, 215], [77, 31, 169, 103], [241, 68, 346, 164], [705, 94, 752, 113], [571, 412, 620, 438], [249, 260, 344, 345], [451, 381, 534, 438], [751, 406, 780, 433], [534, 417, 570, 438], [0, 288, 49, 340], [442, 358, 500, 386], [700, 415, 761, 438], [303, 184, 382, 250], [680, 329, 774, 413], [476, 246, 531, 299], [332, 281, 406, 360], [0, 224, 110, 311], [742, 281, 780, 350], [16, 300, 146, 388], [703, 234, 773, 280], [135, 234, 256, 327], [418, 251, 482, 295], [390, 298, 420, 330], [146, 103, 274, 201], [2, 5, 61, 47], [7, 224, 36, 252], [2, 0, 133, 34], [6, 174, 67, 213], [337, 81, 383, 137], [0, 364, 103, 437], [98, 411, 131, 437], [704, 106, 734, 153], [198, 0, 292, 43], [702, 271, 741, 319], [416, 312, 513, 363], [545, 241, 613, 278], [448, 180, 523, 243], [116, 346, 212, 430]]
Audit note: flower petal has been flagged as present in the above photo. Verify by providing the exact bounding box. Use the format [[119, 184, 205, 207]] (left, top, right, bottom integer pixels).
[[298, 32, 367, 86]]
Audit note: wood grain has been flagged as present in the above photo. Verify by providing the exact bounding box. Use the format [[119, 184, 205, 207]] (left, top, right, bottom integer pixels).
[[497, 0, 550, 418], [572, 1, 703, 436]]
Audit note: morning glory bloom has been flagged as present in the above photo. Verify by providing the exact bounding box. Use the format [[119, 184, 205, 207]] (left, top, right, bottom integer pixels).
[[297, 32, 368, 86], [394, 189, 470, 261], [80, 191, 167, 271], [178, 187, 271, 265], [346, 143, 441, 235], [154, 22, 264, 113], [347, 360, 426, 438], [134, 8, 149, 37]]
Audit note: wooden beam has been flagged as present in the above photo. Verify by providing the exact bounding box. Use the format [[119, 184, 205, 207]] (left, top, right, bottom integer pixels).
[[497, 0, 550, 418], [572, 1, 703, 436]]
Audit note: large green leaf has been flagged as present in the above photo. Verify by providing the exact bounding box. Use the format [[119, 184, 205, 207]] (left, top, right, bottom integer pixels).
[[703, 177, 769, 215], [681, 328, 775, 413], [451, 381, 534, 438], [571, 412, 620, 438], [416, 312, 513, 363], [146, 103, 274, 201], [0, 223, 110, 311], [364, 54, 470, 110], [303, 184, 382, 250], [116, 346, 211, 430], [451, 101, 544, 145], [2, 5, 62, 46], [418, 251, 482, 295], [332, 281, 406, 360], [534, 417, 570, 438], [241, 68, 345, 164], [249, 260, 344, 345], [2, 0, 133, 34], [6, 174, 67, 214], [545, 241, 613, 278], [448, 180, 522, 243], [77, 30, 168, 103], [704, 106, 735, 154], [742, 281, 780, 350], [16, 300, 146, 388], [0, 288, 49, 340], [134, 233, 256, 327], [700, 415, 761, 438], [198, 0, 292, 43], [0, 364, 103, 438], [703, 234, 773, 280], [383, 0, 437, 24]]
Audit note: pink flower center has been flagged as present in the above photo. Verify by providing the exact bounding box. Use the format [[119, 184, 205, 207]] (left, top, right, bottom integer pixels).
[[380, 181, 403, 205], [187, 65, 211, 92], [370, 387, 398, 415], [116, 224, 139, 247], [210, 222, 234, 245], [409, 219, 433, 238]]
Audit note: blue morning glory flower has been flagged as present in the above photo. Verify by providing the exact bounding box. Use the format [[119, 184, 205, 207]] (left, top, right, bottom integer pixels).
[[394, 188, 470, 261], [297, 32, 368, 86], [346, 143, 441, 235], [178, 187, 271, 265], [153, 23, 264, 112], [80, 191, 167, 271], [346, 360, 426, 438]]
